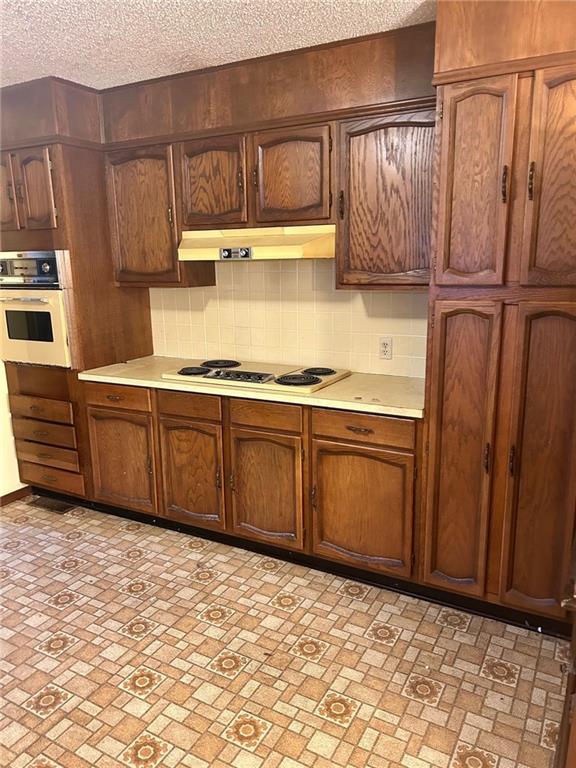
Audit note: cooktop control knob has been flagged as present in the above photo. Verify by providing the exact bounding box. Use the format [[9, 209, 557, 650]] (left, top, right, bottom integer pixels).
[[41, 262, 51, 273]]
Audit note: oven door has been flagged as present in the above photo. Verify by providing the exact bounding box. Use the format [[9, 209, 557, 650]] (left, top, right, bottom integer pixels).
[[0, 289, 71, 367]]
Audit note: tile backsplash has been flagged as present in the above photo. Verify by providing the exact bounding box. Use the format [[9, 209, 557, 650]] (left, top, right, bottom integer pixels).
[[150, 260, 428, 377]]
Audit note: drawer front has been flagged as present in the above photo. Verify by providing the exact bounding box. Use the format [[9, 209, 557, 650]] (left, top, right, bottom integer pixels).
[[158, 390, 221, 421], [312, 408, 415, 450], [84, 382, 151, 411], [12, 417, 77, 449], [9, 394, 73, 424], [230, 399, 303, 433], [15, 439, 80, 472], [20, 461, 85, 497]]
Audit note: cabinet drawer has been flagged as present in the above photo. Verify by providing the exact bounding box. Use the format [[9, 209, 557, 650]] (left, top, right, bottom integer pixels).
[[84, 382, 151, 411], [9, 394, 73, 424], [312, 408, 415, 450], [12, 417, 77, 449], [15, 440, 80, 472], [20, 461, 85, 497], [230, 399, 303, 433], [158, 390, 221, 421]]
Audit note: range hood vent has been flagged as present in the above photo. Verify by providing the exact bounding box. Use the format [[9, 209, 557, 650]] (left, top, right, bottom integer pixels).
[[178, 225, 335, 262]]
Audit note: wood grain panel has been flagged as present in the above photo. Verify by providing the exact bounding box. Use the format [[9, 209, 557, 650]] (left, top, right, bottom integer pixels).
[[9, 394, 73, 424], [252, 126, 331, 222], [159, 417, 224, 529], [15, 440, 79, 472], [12, 416, 77, 449], [521, 65, 576, 286], [312, 439, 414, 576], [338, 109, 434, 285], [105, 145, 179, 283], [13, 147, 57, 230], [436, 76, 517, 285], [19, 460, 85, 497], [87, 406, 156, 514], [157, 390, 221, 421], [229, 399, 302, 433], [0, 152, 20, 230], [84, 382, 151, 412], [500, 305, 576, 616], [423, 302, 502, 596], [177, 135, 247, 227], [311, 408, 415, 450], [230, 427, 304, 550]]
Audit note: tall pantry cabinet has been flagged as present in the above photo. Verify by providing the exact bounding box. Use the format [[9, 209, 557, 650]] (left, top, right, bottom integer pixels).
[[424, 62, 576, 618]]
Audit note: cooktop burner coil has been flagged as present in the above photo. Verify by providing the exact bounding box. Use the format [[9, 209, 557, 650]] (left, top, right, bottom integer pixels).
[[302, 367, 337, 377], [275, 373, 322, 386], [201, 359, 241, 369], [177, 366, 211, 376]]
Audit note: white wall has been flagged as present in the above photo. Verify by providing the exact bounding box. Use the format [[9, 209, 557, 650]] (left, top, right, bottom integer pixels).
[[150, 260, 428, 378], [0, 364, 24, 497]]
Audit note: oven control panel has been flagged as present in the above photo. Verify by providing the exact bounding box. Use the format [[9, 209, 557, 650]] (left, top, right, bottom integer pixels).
[[0, 251, 60, 286]]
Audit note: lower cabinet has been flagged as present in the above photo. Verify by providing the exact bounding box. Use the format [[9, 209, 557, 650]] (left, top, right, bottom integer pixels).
[[87, 406, 156, 514], [159, 417, 225, 530], [311, 439, 414, 576], [229, 427, 304, 550]]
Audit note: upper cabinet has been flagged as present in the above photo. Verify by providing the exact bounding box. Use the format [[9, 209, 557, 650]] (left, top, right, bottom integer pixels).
[[177, 135, 248, 227], [251, 126, 332, 223], [0, 146, 57, 232], [436, 75, 517, 285], [337, 108, 435, 287], [521, 65, 576, 286]]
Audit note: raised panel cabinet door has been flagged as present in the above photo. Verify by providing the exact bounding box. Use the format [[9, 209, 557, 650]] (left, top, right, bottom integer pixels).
[[499, 304, 576, 616], [252, 125, 331, 222], [423, 301, 502, 596], [159, 417, 225, 530], [230, 427, 304, 550], [87, 406, 156, 514], [177, 135, 247, 227], [311, 439, 414, 577], [105, 145, 179, 283], [521, 66, 576, 285], [0, 152, 21, 230], [436, 76, 517, 285], [13, 146, 57, 229], [338, 109, 435, 286]]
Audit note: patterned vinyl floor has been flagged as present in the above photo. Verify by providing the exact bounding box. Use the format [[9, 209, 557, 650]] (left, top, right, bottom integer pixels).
[[0, 495, 568, 768]]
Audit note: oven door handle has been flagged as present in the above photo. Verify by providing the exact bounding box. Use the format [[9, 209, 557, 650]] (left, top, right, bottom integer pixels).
[[0, 297, 49, 303]]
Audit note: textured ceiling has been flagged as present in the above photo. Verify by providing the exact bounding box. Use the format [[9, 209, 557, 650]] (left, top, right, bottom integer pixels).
[[0, 0, 435, 90]]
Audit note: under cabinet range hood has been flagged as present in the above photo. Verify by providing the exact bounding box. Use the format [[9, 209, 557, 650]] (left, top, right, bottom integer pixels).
[[177, 225, 335, 262]]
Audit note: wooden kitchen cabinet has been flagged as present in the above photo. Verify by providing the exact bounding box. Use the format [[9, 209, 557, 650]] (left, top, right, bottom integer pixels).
[[499, 304, 576, 616], [0, 146, 57, 231], [177, 135, 248, 227], [250, 125, 332, 223], [435, 75, 517, 285], [312, 439, 414, 577], [520, 65, 576, 286], [159, 417, 225, 530], [337, 108, 435, 286], [229, 427, 304, 550], [87, 406, 156, 514], [423, 301, 502, 597]]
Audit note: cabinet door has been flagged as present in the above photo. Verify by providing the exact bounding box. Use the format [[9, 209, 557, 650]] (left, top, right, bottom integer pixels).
[[499, 305, 576, 616], [159, 417, 225, 530], [251, 125, 331, 222], [87, 406, 156, 514], [0, 152, 21, 231], [436, 76, 517, 285], [312, 439, 414, 577], [13, 146, 57, 230], [230, 427, 304, 550], [338, 109, 435, 286], [521, 66, 576, 285], [177, 136, 247, 227], [423, 302, 502, 596], [106, 145, 179, 283]]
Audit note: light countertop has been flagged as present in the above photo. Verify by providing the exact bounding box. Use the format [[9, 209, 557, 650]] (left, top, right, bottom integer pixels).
[[78, 356, 425, 419]]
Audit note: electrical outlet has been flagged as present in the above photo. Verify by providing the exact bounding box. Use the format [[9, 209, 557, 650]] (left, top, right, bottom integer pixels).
[[379, 336, 393, 360]]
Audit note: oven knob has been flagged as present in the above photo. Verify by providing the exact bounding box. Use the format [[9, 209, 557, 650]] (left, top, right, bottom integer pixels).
[[41, 262, 51, 273], [0, 262, 4, 273]]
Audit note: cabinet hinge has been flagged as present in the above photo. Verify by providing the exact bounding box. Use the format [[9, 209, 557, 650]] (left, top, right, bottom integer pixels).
[[329, 191, 333, 209], [571, 692, 576, 716], [411, 552, 416, 568], [438, 102, 444, 120], [329, 136, 333, 152], [413, 466, 418, 481], [48, 159, 53, 170], [53, 207, 58, 219], [301, 447, 306, 461]]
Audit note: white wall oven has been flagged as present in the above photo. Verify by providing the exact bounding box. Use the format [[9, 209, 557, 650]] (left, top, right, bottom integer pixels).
[[0, 251, 71, 367]]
